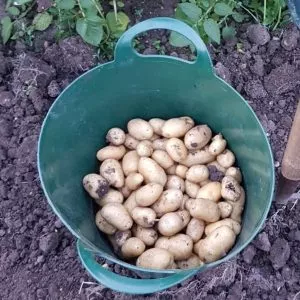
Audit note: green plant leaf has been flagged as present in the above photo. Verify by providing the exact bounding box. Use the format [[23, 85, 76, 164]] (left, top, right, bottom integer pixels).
[[106, 11, 129, 37], [1, 16, 13, 44], [222, 26, 236, 40], [214, 2, 232, 16], [178, 3, 202, 22], [76, 16, 103, 46], [79, 0, 94, 9], [117, 1, 124, 8], [203, 18, 220, 44], [169, 31, 191, 47], [13, 0, 32, 5], [7, 6, 20, 16], [56, 0, 75, 9], [33, 12, 53, 31], [232, 12, 246, 22]]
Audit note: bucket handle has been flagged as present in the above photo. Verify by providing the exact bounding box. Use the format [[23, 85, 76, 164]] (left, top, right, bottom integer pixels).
[[114, 17, 213, 75], [77, 240, 198, 294]]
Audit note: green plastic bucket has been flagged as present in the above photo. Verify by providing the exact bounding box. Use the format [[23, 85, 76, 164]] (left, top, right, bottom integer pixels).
[[38, 18, 274, 294]]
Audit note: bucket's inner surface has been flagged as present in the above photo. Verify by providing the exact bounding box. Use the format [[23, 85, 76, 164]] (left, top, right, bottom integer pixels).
[[39, 58, 274, 273]]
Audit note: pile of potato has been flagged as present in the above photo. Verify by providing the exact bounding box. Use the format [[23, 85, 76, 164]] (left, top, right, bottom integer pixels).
[[83, 117, 245, 270]]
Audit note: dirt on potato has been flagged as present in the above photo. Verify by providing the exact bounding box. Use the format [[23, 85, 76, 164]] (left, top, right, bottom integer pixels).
[[0, 0, 300, 298]]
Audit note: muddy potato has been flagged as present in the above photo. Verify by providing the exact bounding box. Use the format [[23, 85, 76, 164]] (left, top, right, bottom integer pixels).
[[218, 201, 233, 219], [177, 254, 203, 269], [100, 159, 124, 188], [122, 150, 139, 176], [137, 248, 174, 270], [166, 175, 185, 192], [186, 165, 209, 183], [123, 191, 137, 213], [196, 182, 222, 202], [152, 189, 183, 217], [221, 176, 241, 201], [114, 230, 132, 247], [96, 145, 126, 161], [121, 237, 146, 259], [228, 186, 245, 223], [181, 147, 215, 167], [106, 128, 126, 146], [208, 134, 227, 155], [157, 212, 184, 236], [132, 225, 158, 246], [131, 207, 157, 228], [186, 218, 205, 242], [125, 173, 144, 191], [120, 186, 131, 198], [83, 174, 109, 200], [176, 210, 191, 228], [225, 167, 242, 183], [166, 138, 188, 162], [149, 118, 165, 135], [185, 180, 200, 198], [184, 125, 212, 150], [101, 203, 133, 231], [161, 117, 194, 138], [128, 119, 153, 140], [217, 149, 235, 168], [136, 140, 154, 157], [196, 226, 236, 263], [152, 150, 174, 169], [124, 134, 139, 150], [138, 157, 167, 186], [166, 165, 177, 175], [152, 138, 168, 151], [95, 211, 116, 235], [135, 183, 163, 206], [205, 218, 241, 235], [186, 198, 220, 223], [176, 165, 188, 179], [207, 161, 226, 173], [95, 188, 124, 207]]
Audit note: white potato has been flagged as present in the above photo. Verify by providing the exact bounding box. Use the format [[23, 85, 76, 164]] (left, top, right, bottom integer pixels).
[[131, 207, 157, 228], [225, 167, 242, 183], [121, 237, 145, 259], [120, 186, 131, 198], [95, 188, 124, 206], [181, 148, 215, 167], [161, 117, 194, 138], [228, 186, 245, 223], [166, 175, 185, 192], [166, 165, 177, 175], [136, 140, 154, 157], [152, 150, 174, 169], [124, 134, 139, 150], [128, 119, 153, 140], [205, 218, 241, 235], [186, 218, 205, 242], [186, 165, 209, 183], [218, 201, 233, 219], [166, 138, 188, 162], [137, 248, 174, 270], [196, 182, 222, 202], [217, 149, 235, 168], [177, 254, 203, 269], [106, 128, 126, 146], [122, 150, 139, 176], [83, 173, 109, 199], [96, 145, 126, 161], [152, 138, 168, 151], [132, 225, 158, 246], [100, 159, 124, 188], [184, 125, 212, 150], [95, 210, 116, 235], [185, 180, 200, 198], [125, 172, 144, 190], [208, 134, 227, 155], [221, 176, 241, 202], [157, 212, 184, 236], [149, 118, 165, 135], [175, 165, 188, 179], [123, 191, 138, 213], [135, 183, 163, 206]]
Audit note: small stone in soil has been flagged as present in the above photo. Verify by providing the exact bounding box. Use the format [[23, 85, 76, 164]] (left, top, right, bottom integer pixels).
[[281, 29, 299, 51], [39, 233, 59, 254], [254, 232, 271, 252], [244, 79, 268, 99], [269, 238, 290, 270], [247, 25, 270, 45], [0, 91, 15, 108], [47, 80, 61, 98], [242, 245, 256, 264], [215, 62, 231, 84]]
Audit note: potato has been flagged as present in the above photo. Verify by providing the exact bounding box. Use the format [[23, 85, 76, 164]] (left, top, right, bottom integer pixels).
[[136, 140, 154, 157], [185, 180, 200, 198], [83, 174, 109, 199], [125, 173, 144, 191], [128, 119, 153, 140], [207, 161, 226, 173], [152, 150, 174, 169], [114, 230, 132, 247], [121, 237, 145, 259], [208, 134, 227, 155], [221, 176, 241, 202], [184, 125, 212, 150], [96, 145, 126, 161], [175, 165, 188, 179], [196, 182, 222, 202], [199, 179, 212, 187], [152, 189, 183, 217], [123, 191, 137, 213], [101, 203, 133, 231], [161, 117, 194, 138], [169, 261, 179, 269], [186, 218, 205, 242], [228, 186, 245, 223], [132, 225, 158, 246], [196, 226, 236, 263], [176, 210, 191, 228], [100, 159, 124, 188], [225, 167, 242, 183], [155, 234, 193, 260], [157, 212, 184, 236], [181, 148, 215, 167], [186, 165, 209, 183], [150, 133, 160, 141], [149, 118, 165, 135], [166, 138, 188, 162], [95, 210, 116, 235], [135, 183, 163, 206], [217, 149, 235, 168], [186, 198, 220, 223], [106, 128, 126, 146], [120, 186, 131, 198], [205, 218, 241, 235], [166, 165, 177, 175], [177, 254, 203, 269], [137, 248, 174, 270], [131, 207, 157, 228], [138, 157, 167, 186], [166, 175, 185, 192], [124, 134, 139, 150], [122, 150, 139, 176], [218, 201, 233, 219], [152, 138, 168, 151], [95, 188, 124, 207], [181, 194, 189, 209]]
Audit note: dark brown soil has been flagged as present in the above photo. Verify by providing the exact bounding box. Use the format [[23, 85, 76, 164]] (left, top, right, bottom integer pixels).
[[1, 0, 300, 299]]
